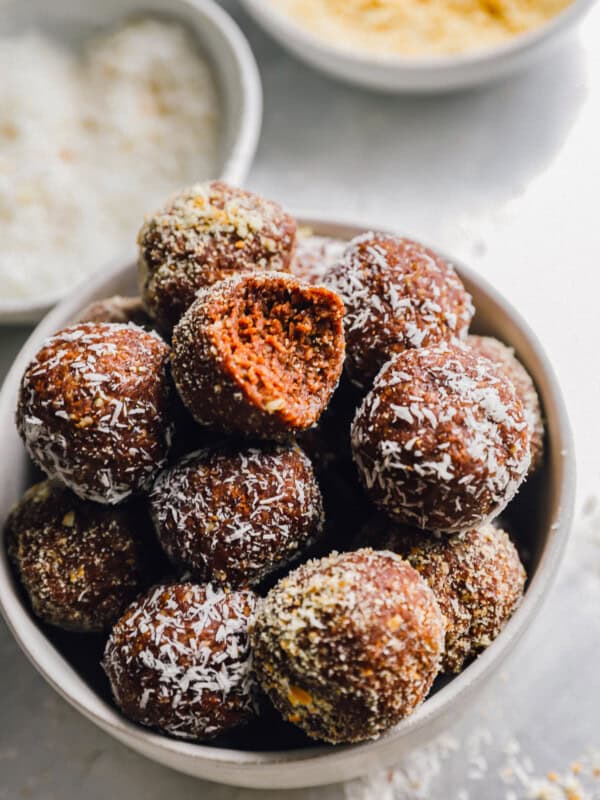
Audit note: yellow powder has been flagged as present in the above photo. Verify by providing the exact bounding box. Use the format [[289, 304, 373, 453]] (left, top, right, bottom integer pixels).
[[268, 0, 573, 56]]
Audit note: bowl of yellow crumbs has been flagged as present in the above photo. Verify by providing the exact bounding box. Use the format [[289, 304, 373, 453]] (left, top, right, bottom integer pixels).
[[240, 0, 596, 91]]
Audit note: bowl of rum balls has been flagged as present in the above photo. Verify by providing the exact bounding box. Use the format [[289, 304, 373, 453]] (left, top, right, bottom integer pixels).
[[0, 182, 574, 789]]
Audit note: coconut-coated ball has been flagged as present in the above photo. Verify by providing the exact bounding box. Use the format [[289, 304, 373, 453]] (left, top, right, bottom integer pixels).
[[103, 583, 258, 740], [468, 335, 544, 476], [5, 481, 157, 632], [351, 342, 531, 532], [16, 323, 174, 504], [324, 232, 474, 388], [150, 443, 324, 588], [360, 516, 526, 672], [138, 181, 296, 333], [251, 549, 445, 744]]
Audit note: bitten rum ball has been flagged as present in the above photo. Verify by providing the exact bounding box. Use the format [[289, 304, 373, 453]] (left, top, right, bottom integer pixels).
[[171, 272, 345, 440], [468, 335, 544, 476], [150, 442, 324, 588], [251, 549, 445, 744], [16, 323, 174, 504], [351, 342, 531, 532], [324, 232, 474, 388], [103, 583, 258, 740], [6, 481, 156, 632], [138, 181, 297, 332], [361, 516, 526, 672]]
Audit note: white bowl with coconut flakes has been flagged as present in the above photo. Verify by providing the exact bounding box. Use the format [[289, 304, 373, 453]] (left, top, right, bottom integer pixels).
[[0, 0, 262, 324]]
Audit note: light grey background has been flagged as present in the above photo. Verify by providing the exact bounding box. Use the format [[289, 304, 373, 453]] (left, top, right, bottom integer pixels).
[[2, 1, 600, 797]]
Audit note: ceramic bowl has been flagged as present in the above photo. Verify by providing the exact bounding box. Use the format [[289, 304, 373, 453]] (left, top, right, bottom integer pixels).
[[240, 0, 596, 92], [0, 0, 262, 325], [0, 219, 575, 789]]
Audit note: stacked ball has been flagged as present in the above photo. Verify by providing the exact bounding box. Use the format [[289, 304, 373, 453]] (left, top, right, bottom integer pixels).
[[6, 183, 543, 747]]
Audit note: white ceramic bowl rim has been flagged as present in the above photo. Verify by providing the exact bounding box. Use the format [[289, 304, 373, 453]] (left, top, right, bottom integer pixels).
[[242, 0, 595, 70], [0, 217, 576, 785], [0, 0, 262, 322]]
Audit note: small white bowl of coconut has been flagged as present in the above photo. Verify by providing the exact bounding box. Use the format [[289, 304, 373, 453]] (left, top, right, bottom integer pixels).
[[0, 0, 262, 324]]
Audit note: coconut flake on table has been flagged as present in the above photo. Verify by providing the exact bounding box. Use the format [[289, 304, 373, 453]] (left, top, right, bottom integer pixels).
[[0, 18, 219, 303]]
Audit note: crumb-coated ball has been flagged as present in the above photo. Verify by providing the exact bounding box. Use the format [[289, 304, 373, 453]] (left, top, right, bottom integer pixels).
[[138, 181, 297, 332], [360, 517, 526, 673], [5, 481, 156, 632], [150, 442, 324, 588], [171, 272, 345, 440], [468, 335, 544, 476], [16, 323, 174, 504], [351, 342, 531, 533], [102, 583, 258, 740], [324, 232, 474, 388], [290, 233, 346, 285], [75, 296, 153, 329], [250, 549, 445, 744]]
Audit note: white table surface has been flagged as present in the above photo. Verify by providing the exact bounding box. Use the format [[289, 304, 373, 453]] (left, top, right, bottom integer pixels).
[[2, 2, 600, 797]]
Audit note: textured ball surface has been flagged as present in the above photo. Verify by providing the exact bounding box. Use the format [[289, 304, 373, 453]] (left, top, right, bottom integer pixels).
[[138, 181, 296, 332], [75, 295, 152, 329], [468, 335, 544, 476], [6, 481, 156, 632], [361, 517, 526, 672], [351, 342, 531, 532], [150, 442, 324, 588], [251, 548, 445, 744], [16, 323, 174, 504], [103, 583, 258, 740], [171, 272, 345, 440], [290, 233, 346, 285], [324, 232, 474, 388]]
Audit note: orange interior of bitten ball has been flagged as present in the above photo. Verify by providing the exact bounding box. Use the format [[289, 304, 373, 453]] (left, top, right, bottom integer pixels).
[[217, 284, 343, 428]]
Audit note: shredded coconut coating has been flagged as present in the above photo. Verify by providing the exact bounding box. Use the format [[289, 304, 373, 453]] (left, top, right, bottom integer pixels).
[[150, 442, 324, 588], [16, 322, 174, 505], [5, 480, 157, 632], [138, 181, 297, 332], [324, 232, 474, 388], [351, 342, 531, 533], [290, 232, 346, 285], [468, 335, 544, 476], [171, 271, 346, 440], [75, 295, 153, 329], [102, 582, 258, 740], [360, 517, 526, 673], [251, 548, 445, 744]]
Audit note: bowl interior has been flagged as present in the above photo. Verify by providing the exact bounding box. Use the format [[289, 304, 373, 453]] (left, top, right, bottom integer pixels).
[[0, 220, 574, 784], [0, 0, 261, 323]]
